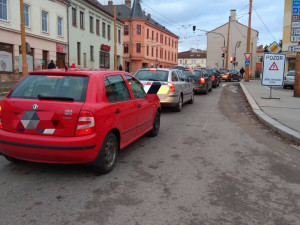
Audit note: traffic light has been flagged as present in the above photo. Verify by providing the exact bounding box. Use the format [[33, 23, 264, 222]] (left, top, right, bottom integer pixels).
[[233, 57, 236, 62], [193, 26, 196, 33], [222, 53, 225, 59], [230, 57, 233, 63]]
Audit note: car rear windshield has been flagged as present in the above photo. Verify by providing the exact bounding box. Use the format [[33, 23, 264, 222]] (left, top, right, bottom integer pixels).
[[7, 75, 89, 102], [182, 70, 202, 77], [219, 70, 228, 73], [287, 71, 295, 76], [135, 70, 168, 81]]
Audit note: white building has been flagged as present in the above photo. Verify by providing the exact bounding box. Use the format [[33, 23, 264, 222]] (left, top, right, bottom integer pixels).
[[207, 10, 258, 75], [178, 49, 206, 68]]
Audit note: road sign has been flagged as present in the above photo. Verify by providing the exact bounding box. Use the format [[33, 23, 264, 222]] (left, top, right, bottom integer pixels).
[[291, 35, 300, 42], [245, 60, 250, 66], [293, 0, 300, 14], [244, 53, 251, 60], [292, 14, 300, 21], [291, 28, 300, 35], [292, 21, 300, 28], [268, 41, 281, 53], [221, 47, 227, 53], [288, 45, 300, 52], [261, 53, 286, 86]]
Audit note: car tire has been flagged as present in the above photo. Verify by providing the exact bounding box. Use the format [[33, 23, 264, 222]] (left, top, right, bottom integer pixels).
[[174, 95, 183, 112], [148, 110, 160, 137], [283, 85, 287, 89], [229, 77, 232, 82], [4, 155, 22, 163], [203, 85, 208, 95], [212, 83, 217, 88], [188, 91, 194, 104], [93, 132, 119, 174]]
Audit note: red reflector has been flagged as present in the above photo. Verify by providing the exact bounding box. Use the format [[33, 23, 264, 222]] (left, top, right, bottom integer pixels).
[[189, 69, 194, 72], [200, 77, 205, 84], [212, 75, 215, 81], [167, 82, 175, 92], [76, 111, 95, 136], [149, 69, 158, 71], [284, 77, 286, 80]]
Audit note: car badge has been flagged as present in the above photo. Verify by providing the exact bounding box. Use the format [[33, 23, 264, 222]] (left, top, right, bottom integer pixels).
[[32, 104, 38, 111], [65, 109, 72, 116]]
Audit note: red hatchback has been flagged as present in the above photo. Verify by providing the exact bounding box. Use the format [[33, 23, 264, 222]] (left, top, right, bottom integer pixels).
[[0, 69, 161, 174]]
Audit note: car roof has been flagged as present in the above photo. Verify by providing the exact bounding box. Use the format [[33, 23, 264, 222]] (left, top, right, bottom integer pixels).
[[28, 69, 131, 77], [137, 68, 177, 71]]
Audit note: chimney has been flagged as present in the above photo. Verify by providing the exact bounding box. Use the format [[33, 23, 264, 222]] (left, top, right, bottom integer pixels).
[[147, 13, 151, 20], [125, 0, 131, 7], [108, 0, 113, 5], [230, 9, 236, 21], [142, 10, 146, 16]]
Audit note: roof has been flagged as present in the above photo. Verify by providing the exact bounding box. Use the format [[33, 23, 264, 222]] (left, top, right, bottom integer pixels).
[[130, 0, 144, 19], [103, 3, 178, 37], [178, 51, 207, 59], [209, 21, 259, 35]]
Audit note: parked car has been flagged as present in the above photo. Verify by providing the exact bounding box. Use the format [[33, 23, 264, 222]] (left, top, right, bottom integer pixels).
[[182, 69, 213, 94], [0, 69, 161, 174], [134, 68, 194, 112], [219, 69, 241, 82], [283, 71, 295, 89], [204, 68, 221, 88], [172, 66, 188, 71]]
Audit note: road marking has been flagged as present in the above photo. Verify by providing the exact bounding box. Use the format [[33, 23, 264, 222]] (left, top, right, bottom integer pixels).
[[291, 145, 300, 151]]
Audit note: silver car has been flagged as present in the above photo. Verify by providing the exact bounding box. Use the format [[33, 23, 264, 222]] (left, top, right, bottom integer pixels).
[[134, 68, 194, 112], [283, 71, 295, 89]]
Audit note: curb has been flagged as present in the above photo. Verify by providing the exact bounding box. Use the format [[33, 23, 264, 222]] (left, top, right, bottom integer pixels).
[[240, 83, 300, 145]]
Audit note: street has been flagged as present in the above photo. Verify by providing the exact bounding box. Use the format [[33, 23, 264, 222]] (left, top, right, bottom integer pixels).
[[0, 83, 300, 225]]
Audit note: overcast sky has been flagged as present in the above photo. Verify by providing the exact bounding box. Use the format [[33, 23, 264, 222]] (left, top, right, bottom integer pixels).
[[98, 0, 285, 52]]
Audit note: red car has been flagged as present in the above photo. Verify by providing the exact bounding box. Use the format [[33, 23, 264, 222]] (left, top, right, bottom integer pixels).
[[0, 69, 161, 174]]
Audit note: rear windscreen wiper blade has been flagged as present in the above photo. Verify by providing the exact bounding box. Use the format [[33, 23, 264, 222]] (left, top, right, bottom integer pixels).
[[38, 95, 74, 101]]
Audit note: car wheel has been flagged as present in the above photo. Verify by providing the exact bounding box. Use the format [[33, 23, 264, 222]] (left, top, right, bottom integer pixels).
[[212, 83, 217, 88], [283, 85, 287, 89], [229, 77, 232, 82], [4, 155, 22, 163], [148, 110, 160, 137], [217, 80, 220, 86], [93, 132, 119, 174], [203, 85, 208, 95], [188, 91, 194, 104], [174, 95, 183, 112]]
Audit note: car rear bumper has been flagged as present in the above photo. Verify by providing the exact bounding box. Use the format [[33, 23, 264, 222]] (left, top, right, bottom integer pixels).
[[0, 130, 101, 164], [193, 84, 206, 92], [159, 94, 179, 106], [284, 81, 294, 86]]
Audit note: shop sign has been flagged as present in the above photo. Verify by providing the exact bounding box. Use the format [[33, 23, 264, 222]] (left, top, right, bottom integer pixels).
[[56, 43, 66, 53], [101, 44, 111, 52]]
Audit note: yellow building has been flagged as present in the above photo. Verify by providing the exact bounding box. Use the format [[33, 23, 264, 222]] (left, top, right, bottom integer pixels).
[[283, 0, 296, 72]]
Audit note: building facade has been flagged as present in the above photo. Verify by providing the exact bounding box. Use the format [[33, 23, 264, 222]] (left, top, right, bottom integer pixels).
[[206, 10, 258, 76], [178, 49, 207, 68], [0, 0, 69, 81], [68, 0, 123, 70], [282, 0, 295, 72], [105, 0, 179, 73]]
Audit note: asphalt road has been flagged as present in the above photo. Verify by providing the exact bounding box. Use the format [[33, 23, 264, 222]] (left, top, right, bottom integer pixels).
[[0, 83, 300, 225]]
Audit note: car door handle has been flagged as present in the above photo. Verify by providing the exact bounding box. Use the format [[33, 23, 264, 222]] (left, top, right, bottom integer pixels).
[[137, 104, 142, 108], [115, 109, 121, 114]]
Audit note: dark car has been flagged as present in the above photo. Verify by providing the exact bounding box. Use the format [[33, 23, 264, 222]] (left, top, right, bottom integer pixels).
[[0, 69, 161, 174], [204, 68, 221, 88], [219, 69, 241, 82], [182, 69, 212, 94], [172, 66, 188, 71]]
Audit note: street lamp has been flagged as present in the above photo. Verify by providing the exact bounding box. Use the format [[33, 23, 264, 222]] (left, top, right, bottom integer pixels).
[[234, 41, 241, 69]]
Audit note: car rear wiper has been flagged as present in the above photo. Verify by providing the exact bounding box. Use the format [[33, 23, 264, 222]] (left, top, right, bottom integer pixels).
[[38, 95, 74, 101]]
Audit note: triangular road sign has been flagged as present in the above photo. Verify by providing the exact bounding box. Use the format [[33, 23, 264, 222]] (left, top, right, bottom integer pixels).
[[244, 53, 251, 60], [269, 62, 279, 71], [221, 47, 227, 53]]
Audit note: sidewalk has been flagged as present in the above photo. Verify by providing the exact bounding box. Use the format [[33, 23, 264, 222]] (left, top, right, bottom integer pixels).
[[240, 80, 300, 145]]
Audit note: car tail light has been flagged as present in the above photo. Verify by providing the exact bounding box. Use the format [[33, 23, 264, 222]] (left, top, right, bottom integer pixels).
[[76, 110, 95, 136], [200, 77, 205, 84], [149, 69, 158, 71], [212, 75, 215, 81], [284, 76, 286, 80], [0, 105, 2, 129], [167, 82, 175, 92], [189, 69, 194, 72], [226, 72, 230, 75]]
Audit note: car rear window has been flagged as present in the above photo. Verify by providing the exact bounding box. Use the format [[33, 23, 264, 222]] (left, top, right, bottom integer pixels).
[[182, 70, 202, 77], [219, 70, 228, 73], [287, 71, 295, 76], [135, 70, 168, 81], [7, 75, 89, 102]]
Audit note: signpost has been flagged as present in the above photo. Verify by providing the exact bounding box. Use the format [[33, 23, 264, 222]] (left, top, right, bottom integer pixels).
[[261, 53, 286, 99], [244, 53, 251, 66], [221, 47, 227, 53], [292, 0, 300, 97]]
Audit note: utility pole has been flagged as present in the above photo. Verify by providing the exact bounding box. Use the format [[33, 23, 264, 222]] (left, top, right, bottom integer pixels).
[[295, 52, 300, 97], [20, 0, 28, 76], [225, 16, 231, 69], [245, 0, 253, 82], [114, 6, 117, 70]]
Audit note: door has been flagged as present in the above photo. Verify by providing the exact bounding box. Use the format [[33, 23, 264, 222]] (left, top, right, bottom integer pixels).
[[42, 50, 48, 69], [105, 75, 137, 143], [83, 53, 87, 68], [56, 53, 65, 69], [124, 75, 154, 134]]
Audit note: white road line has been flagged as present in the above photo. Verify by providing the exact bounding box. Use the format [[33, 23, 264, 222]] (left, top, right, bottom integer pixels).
[[291, 145, 300, 151]]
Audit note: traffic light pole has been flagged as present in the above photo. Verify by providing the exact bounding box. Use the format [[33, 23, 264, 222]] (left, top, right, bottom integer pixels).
[[20, 0, 28, 76], [245, 0, 253, 82]]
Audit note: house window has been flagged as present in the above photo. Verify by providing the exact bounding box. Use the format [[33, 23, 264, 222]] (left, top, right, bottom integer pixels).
[[124, 44, 128, 54], [118, 29, 121, 43], [152, 31, 154, 40], [136, 43, 141, 53], [151, 47, 153, 57], [77, 42, 81, 65], [180, 60, 182, 64], [90, 45, 94, 61], [102, 22, 106, 37], [156, 33, 158, 41], [72, 8, 76, 26], [0, 0, 8, 21], [57, 17, 63, 37], [146, 46, 149, 56], [89, 16, 93, 33], [100, 51, 110, 68], [124, 25, 129, 35], [147, 29, 149, 38], [156, 48, 158, 58], [24, 4, 30, 28], [80, 11, 84, 29], [96, 19, 99, 35], [136, 24, 141, 35], [108, 24, 111, 40], [42, 11, 48, 33]]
